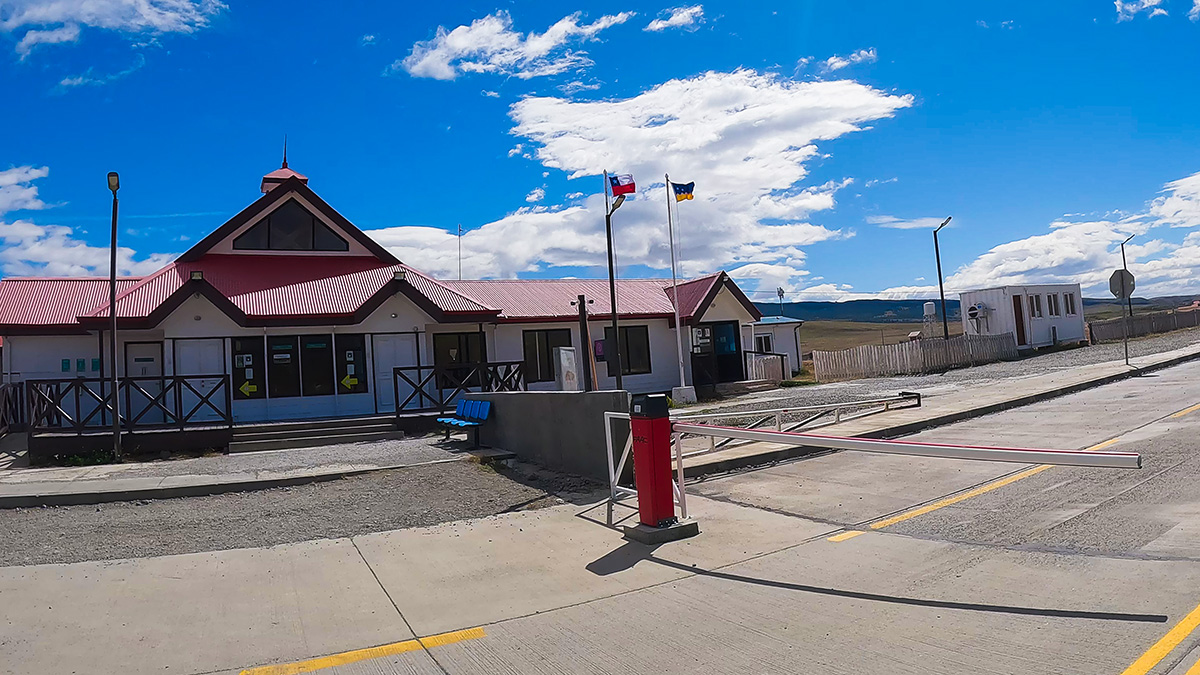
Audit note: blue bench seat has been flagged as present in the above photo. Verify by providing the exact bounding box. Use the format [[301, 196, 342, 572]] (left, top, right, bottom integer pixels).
[[437, 399, 491, 447]]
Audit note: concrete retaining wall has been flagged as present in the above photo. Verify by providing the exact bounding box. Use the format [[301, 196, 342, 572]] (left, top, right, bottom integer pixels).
[[467, 390, 629, 481]]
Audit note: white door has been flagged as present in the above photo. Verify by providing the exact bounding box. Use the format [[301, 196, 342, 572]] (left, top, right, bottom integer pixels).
[[125, 343, 164, 425], [373, 334, 418, 412], [175, 339, 226, 422]]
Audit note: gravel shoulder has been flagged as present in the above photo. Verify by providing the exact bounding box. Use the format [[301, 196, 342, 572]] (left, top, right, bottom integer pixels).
[[0, 460, 603, 566]]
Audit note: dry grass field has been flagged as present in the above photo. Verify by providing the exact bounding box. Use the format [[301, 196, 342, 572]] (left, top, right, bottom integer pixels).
[[799, 320, 963, 357]]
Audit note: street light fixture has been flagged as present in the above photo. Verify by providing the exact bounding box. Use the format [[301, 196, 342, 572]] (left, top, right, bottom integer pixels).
[[605, 191, 626, 390], [107, 172, 122, 460], [1121, 234, 1135, 319], [933, 216, 952, 340]]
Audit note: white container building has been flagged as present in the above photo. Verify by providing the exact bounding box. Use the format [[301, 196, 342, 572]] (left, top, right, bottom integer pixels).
[[959, 284, 1086, 349]]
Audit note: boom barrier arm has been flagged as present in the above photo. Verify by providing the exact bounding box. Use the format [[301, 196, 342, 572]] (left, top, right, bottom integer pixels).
[[670, 423, 1141, 470]]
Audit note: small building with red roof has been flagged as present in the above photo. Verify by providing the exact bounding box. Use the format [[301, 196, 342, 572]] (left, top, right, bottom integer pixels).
[[0, 164, 762, 432]]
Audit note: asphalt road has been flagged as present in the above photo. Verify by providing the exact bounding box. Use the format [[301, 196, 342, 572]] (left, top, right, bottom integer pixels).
[[4, 360, 1200, 675]]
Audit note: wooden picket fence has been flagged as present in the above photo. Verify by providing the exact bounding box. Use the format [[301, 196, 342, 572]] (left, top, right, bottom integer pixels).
[[813, 333, 1019, 382], [1087, 309, 1200, 343]]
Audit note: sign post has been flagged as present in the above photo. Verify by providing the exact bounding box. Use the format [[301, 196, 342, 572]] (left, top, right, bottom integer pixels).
[[1109, 269, 1136, 367]]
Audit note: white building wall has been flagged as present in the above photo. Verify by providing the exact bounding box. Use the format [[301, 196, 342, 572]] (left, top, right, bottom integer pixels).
[[753, 324, 802, 375]]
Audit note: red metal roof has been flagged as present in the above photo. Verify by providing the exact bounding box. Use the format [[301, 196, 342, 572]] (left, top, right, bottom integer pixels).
[[444, 273, 723, 322], [0, 277, 142, 327], [80, 255, 494, 322]]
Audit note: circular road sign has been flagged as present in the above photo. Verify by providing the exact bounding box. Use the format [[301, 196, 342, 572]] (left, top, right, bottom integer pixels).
[[1109, 269, 1136, 300]]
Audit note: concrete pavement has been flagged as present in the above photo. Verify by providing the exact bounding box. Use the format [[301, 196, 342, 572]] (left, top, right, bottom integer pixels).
[[2, 358, 1199, 674]]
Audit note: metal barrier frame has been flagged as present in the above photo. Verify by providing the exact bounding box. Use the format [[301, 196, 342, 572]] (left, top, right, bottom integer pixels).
[[671, 392, 921, 460], [603, 393, 1138, 527]]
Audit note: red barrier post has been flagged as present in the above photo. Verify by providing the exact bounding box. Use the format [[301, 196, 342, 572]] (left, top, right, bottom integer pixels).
[[629, 393, 677, 528]]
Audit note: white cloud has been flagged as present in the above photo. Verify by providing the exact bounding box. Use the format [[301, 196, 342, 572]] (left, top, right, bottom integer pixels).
[[1, 0, 225, 55], [868, 215, 948, 230], [395, 10, 633, 81], [558, 80, 601, 94], [366, 69, 911, 286], [644, 5, 704, 32], [1148, 171, 1200, 227], [15, 23, 80, 59], [0, 166, 170, 276], [481, 89, 500, 97], [864, 177, 897, 187], [525, 187, 545, 203], [361, 34, 376, 45], [822, 48, 877, 72], [1115, 0, 1167, 21], [57, 53, 145, 89], [0, 166, 50, 213], [1192, 0, 1200, 20]]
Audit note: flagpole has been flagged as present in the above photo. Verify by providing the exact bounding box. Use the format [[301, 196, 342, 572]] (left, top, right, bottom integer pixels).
[[665, 173, 688, 395]]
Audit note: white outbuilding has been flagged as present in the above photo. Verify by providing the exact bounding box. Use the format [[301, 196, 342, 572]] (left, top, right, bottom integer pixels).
[[958, 284, 1086, 350]]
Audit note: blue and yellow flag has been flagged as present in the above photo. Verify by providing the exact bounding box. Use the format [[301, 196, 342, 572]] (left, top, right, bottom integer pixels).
[[671, 181, 695, 202]]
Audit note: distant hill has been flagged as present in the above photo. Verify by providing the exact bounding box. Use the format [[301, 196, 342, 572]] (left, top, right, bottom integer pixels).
[[756, 295, 1199, 323]]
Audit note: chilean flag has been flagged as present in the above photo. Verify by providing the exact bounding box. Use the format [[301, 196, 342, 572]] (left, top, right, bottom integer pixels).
[[608, 173, 636, 196]]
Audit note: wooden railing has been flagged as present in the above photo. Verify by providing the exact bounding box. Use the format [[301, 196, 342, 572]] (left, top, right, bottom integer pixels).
[[26, 375, 232, 435], [0, 383, 23, 437], [743, 350, 787, 382], [392, 361, 526, 414]]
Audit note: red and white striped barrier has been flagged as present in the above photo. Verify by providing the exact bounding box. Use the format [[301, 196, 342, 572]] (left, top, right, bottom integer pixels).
[[670, 423, 1142, 469]]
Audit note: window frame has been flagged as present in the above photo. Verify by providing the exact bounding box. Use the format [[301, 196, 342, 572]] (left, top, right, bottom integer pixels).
[[1065, 293, 1077, 315], [232, 199, 350, 253], [754, 334, 774, 353], [1029, 294, 1044, 319], [603, 325, 652, 377], [522, 328, 572, 383], [1048, 293, 1061, 317]]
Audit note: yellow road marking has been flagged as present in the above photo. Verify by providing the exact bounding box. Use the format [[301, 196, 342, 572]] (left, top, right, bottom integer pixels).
[[1171, 403, 1200, 419], [1188, 656, 1200, 675], [239, 627, 486, 675], [827, 530, 865, 542], [1119, 602, 1200, 675], [1089, 437, 1122, 451], [868, 465, 1053, 529]]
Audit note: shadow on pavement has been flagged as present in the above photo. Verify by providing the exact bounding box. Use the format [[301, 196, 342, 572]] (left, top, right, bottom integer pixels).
[[584, 544, 1168, 624]]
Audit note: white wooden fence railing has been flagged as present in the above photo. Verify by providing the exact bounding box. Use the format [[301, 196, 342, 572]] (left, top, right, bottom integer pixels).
[[746, 353, 785, 382], [813, 333, 1019, 382]]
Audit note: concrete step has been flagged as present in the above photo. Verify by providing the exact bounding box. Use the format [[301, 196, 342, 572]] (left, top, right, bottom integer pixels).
[[232, 422, 396, 443], [714, 380, 778, 397], [228, 429, 404, 453], [233, 415, 395, 434]]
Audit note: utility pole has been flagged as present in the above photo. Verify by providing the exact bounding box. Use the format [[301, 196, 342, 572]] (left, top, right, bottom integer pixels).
[[572, 294, 594, 391], [457, 223, 463, 281], [933, 216, 952, 340]]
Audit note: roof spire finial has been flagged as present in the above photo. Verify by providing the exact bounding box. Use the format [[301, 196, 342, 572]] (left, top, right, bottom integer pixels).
[[282, 134, 288, 169]]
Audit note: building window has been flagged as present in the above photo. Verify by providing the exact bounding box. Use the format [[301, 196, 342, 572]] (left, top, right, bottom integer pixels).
[[604, 325, 651, 376], [232, 199, 349, 252], [433, 332, 486, 388], [754, 334, 773, 353], [523, 329, 571, 383], [231, 337, 266, 400], [1065, 293, 1077, 315], [1029, 294, 1044, 319], [299, 335, 335, 396], [267, 336, 301, 398], [1047, 293, 1061, 317], [335, 334, 368, 394]]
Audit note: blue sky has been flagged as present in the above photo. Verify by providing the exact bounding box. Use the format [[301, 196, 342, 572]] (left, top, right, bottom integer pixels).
[[2, 0, 1199, 301]]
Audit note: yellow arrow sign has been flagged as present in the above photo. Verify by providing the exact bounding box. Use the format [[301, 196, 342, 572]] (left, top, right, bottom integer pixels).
[[239, 381, 258, 397], [341, 375, 358, 389]]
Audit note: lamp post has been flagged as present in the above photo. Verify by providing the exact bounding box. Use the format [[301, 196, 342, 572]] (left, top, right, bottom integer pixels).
[[605, 192, 626, 391], [1121, 234, 1135, 319], [107, 172, 122, 460], [933, 216, 952, 340]]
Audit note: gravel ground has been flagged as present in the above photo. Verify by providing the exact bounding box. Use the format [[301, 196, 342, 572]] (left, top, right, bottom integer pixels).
[[0, 460, 603, 566], [692, 326, 1200, 415]]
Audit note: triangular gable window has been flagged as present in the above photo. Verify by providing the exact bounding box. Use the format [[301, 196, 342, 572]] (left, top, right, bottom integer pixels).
[[233, 199, 349, 252]]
